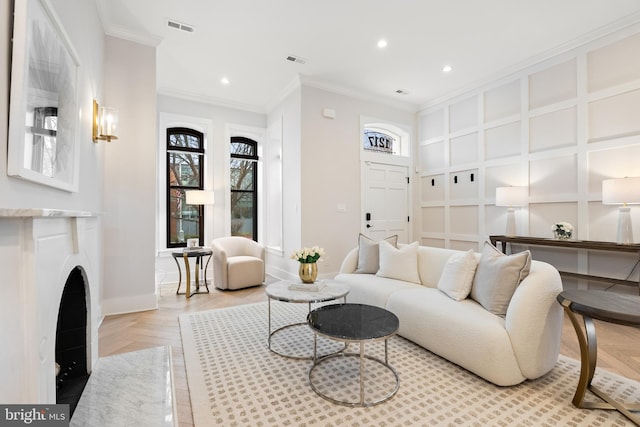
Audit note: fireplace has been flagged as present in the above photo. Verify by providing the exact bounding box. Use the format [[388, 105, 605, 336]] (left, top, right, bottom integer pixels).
[[0, 210, 101, 406], [56, 267, 90, 414]]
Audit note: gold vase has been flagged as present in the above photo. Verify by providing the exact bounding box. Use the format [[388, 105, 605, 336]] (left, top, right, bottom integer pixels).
[[298, 262, 318, 283]]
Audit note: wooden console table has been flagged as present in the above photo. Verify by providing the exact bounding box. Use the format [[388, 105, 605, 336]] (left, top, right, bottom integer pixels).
[[489, 235, 640, 293]]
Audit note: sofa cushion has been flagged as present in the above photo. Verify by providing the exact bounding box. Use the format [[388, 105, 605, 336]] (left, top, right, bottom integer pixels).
[[437, 249, 478, 301], [354, 233, 398, 274], [376, 240, 420, 284], [471, 242, 531, 317], [335, 273, 422, 308]]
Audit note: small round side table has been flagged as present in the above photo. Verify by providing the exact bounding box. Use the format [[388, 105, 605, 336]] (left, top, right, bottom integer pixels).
[[557, 289, 640, 424], [171, 248, 212, 298]]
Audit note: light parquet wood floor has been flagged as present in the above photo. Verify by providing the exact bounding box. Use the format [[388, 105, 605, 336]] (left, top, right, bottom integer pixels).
[[99, 281, 640, 427]]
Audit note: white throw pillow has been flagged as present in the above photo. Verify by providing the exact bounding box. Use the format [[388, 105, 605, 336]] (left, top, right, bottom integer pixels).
[[354, 233, 398, 274], [376, 240, 421, 284], [471, 242, 531, 317], [437, 250, 478, 301]]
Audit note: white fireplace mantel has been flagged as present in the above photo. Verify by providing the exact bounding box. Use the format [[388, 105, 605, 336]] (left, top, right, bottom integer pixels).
[[0, 211, 101, 404], [0, 208, 94, 218]]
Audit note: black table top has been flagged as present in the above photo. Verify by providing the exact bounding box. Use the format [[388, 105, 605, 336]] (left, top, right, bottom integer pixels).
[[171, 248, 212, 257], [557, 290, 640, 327], [307, 303, 399, 341]]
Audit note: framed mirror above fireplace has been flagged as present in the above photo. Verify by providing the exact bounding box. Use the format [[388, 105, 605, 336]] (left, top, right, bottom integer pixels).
[[7, 0, 81, 192]]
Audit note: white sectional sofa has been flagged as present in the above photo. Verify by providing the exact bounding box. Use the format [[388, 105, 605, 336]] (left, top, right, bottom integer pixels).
[[334, 240, 563, 386]]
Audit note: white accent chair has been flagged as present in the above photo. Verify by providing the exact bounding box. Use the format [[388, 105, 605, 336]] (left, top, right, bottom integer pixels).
[[211, 236, 265, 290]]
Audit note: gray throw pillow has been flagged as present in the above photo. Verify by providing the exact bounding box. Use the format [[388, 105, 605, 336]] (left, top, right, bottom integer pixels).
[[470, 242, 531, 317], [354, 233, 398, 274]]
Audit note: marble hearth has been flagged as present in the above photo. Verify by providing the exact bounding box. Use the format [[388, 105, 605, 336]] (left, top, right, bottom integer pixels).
[[0, 209, 101, 405]]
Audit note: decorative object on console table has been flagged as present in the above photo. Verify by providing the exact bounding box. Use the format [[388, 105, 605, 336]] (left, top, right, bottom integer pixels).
[[291, 246, 325, 283], [552, 222, 573, 240], [602, 177, 640, 244], [495, 186, 528, 237]]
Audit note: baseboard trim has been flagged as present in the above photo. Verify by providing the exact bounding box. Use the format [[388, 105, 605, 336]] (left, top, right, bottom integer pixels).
[[101, 292, 158, 316]]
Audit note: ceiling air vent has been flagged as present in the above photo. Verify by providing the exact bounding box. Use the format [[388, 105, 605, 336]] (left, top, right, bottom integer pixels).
[[167, 19, 195, 33], [286, 55, 307, 64]]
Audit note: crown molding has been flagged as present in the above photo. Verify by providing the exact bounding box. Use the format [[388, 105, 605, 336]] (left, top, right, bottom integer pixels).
[[299, 75, 419, 113], [264, 76, 302, 113], [104, 24, 163, 47], [419, 11, 640, 111], [157, 87, 266, 115]]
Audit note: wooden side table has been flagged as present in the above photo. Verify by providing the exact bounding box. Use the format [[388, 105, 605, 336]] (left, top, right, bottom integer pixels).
[[557, 290, 640, 424], [171, 248, 212, 298]]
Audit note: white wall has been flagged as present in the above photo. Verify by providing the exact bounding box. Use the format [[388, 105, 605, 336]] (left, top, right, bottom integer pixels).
[[1, 0, 106, 321], [298, 85, 417, 277], [1, 0, 105, 211], [418, 23, 640, 291], [101, 36, 158, 314], [266, 86, 302, 279]]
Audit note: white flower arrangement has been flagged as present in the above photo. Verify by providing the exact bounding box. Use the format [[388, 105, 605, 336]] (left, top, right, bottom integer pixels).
[[552, 222, 573, 240], [290, 246, 325, 263]]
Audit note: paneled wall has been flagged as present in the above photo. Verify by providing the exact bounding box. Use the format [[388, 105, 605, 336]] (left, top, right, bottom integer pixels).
[[418, 27, 640, 291]]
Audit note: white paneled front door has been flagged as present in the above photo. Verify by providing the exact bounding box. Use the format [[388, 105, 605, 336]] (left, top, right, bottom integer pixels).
[[363, 162, 409, 242]]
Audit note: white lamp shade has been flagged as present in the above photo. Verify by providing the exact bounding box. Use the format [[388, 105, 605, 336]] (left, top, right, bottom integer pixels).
[[185, 190, 214, 205], [602, 177, 640, 205], [495, 186, 528, 207]]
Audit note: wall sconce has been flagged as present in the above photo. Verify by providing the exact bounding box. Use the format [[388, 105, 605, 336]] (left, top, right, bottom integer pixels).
[[495, 186, 528, 237], [602, 177, 640, 244], [92, 100, 119, 142]]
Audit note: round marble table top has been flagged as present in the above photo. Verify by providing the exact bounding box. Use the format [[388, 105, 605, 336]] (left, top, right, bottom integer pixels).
[[265, 280, 349, 303]]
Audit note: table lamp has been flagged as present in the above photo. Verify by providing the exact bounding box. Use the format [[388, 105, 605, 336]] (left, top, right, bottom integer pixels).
[[602, 177, 640, 244], [495, 186, 528, 237], [185, 190, 214, 246]]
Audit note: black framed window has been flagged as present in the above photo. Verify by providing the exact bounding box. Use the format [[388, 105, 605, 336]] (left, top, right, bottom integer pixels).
[[167, 127, 204, 247], [230, 137, 258, 241]]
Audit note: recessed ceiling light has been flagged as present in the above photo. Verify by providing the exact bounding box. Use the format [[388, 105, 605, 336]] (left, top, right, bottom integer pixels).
[[221, 77, 230, 85], [442, 65, 453, 73], [377, 39, 388, 49]]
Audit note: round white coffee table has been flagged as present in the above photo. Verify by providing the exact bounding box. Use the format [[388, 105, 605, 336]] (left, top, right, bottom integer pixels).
[[266, 280, 349, 359]]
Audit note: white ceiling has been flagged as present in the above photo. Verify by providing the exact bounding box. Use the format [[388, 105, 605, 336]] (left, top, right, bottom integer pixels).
[[97, 0, 640, 112]]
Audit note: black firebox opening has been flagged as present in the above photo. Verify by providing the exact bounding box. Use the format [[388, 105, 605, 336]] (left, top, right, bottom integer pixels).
[[55, 266, 89, 416]]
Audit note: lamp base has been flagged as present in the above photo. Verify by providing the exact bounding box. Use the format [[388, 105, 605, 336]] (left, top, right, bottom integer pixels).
[[617, 206, 634, 244], [505, 208, 516, 237]]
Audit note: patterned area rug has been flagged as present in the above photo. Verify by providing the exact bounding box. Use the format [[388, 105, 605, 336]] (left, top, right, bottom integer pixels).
[[179, 302, 639, 426]]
